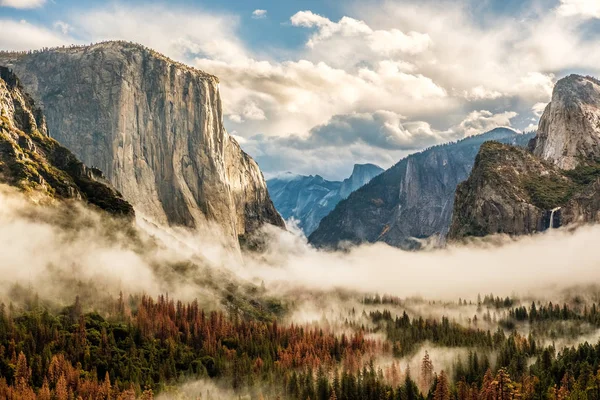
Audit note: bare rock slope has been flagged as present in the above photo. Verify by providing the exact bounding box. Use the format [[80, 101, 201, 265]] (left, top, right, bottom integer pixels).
[[0, 66, 133, 216], [0, 42, 283, 240]]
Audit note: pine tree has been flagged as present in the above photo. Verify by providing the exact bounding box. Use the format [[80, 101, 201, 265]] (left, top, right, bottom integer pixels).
[[420, 351, 434, 392], [434, 371, 450, 400]]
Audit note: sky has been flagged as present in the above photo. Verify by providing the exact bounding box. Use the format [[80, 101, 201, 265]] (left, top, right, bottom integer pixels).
[[1, 0, 600, 180]]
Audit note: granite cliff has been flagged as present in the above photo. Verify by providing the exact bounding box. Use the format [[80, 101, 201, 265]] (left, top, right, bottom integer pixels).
[[0, 42, 283, 241], [0, 66, 133, 216], [530, 75, 600, 170], [449, 75, 600, 240]]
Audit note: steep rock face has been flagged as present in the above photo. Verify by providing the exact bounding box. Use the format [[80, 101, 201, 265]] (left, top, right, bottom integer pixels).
[[339, 164, 384, 199], [0, 66, 133, 216], [309, 128, 532, 249], [447, 142, 559, 239], [530, 75, 600, 170], [450, 74, 600, 241], [267, 163, 382, 235], [0, 42, 283, 240]]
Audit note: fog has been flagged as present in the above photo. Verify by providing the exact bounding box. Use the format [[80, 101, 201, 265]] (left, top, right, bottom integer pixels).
[[0, 184, 241, 311], [241, 223, 600, 301], [3, 180, 600, 314]]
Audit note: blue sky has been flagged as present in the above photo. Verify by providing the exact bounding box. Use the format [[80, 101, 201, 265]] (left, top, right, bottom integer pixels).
[[1, 0, 600, 180]]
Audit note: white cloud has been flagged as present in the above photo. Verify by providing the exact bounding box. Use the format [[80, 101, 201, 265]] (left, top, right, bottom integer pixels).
[[290, 10, 431, 56], [0, 19, 71, 51], [368, 29, 431, 56], [53, 21, 73, 35], [252, 9, 267, 19], [456, 110, 518, 137], [556, 0, 600, 19], [0, 0, 45, 9], [73, 4, 246, 63], [463, 86, 504, 101]]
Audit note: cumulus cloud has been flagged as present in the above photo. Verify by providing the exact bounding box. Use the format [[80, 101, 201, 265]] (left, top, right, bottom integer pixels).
[[240, 109, 517, 179], [251, 9, 267, 19], [463, 86, 504, 101], [197, 56, 448, 143], [2, 1, 599, 178], [456, 110, 518, 137], [0, 0, 45, 9], [556, 0, 600, 19], [0, 19, 71, 51], [290, 10, 431, 56], [73, 4, 246, 63], [282, 111, 444, 150]]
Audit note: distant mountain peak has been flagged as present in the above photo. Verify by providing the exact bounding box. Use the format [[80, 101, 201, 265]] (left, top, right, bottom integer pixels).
[[267, 163, 382, 236]]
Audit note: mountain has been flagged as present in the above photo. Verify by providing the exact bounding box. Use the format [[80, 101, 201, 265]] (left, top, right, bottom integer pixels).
[[449, 74, 600, 240], [529, 75, 600, 170], [0, 66, 133, 216], [0, 41, 283, 242], [308, 128, 533, 249], [339, 164, 385, 199], [267, 163, 383, 235]]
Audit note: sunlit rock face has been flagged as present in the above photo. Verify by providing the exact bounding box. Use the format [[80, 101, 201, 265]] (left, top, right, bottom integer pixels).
[[0, 66, 133, 216], [450, 75, 600, 240], [0, 42, 283, 241], [530, 75, 600, 170]]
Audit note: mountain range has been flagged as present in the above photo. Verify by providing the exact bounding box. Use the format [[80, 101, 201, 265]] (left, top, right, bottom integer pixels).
[[308, 128, 534, 249], [2, 42, 600, 252], [267, 163, 383, 235]]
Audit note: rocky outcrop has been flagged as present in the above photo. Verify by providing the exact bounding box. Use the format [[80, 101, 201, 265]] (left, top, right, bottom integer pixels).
[[0, 66, 133, 216], [447, 142, 561, 239], [450, 74, 600, 240], [308, 128, 532, 249], [530, 75, 600, 170], [267, 163, 383, 235], [0, 41, 283, 241], [339, 164, 384, 199]]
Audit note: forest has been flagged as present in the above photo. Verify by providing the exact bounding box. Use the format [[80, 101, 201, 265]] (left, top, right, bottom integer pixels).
[[0, 290, 600, 400]]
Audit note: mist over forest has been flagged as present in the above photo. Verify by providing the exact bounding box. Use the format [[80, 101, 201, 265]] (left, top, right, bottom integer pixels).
[[2, 1, 600, 399]]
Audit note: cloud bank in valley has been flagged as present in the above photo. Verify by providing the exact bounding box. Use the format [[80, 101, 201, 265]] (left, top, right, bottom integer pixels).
[[2, 182, 600, 309], [241, 224, 600, 301]]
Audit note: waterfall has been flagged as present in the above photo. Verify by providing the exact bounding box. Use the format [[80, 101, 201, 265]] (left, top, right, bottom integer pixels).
[[548, 207, 561, 230]]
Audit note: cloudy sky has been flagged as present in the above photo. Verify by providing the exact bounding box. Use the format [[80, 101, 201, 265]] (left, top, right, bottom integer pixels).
[[1, 0, 599, 180]]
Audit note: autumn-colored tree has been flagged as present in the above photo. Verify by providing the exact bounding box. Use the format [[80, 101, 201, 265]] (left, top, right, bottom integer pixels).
[[434, 371, 450, 400], [421, 351, 434, 392], [457, 378, 470, 400], [480, 369, 495, 400], [55, 374, 68, 400], [493, 368, 515, 400]]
